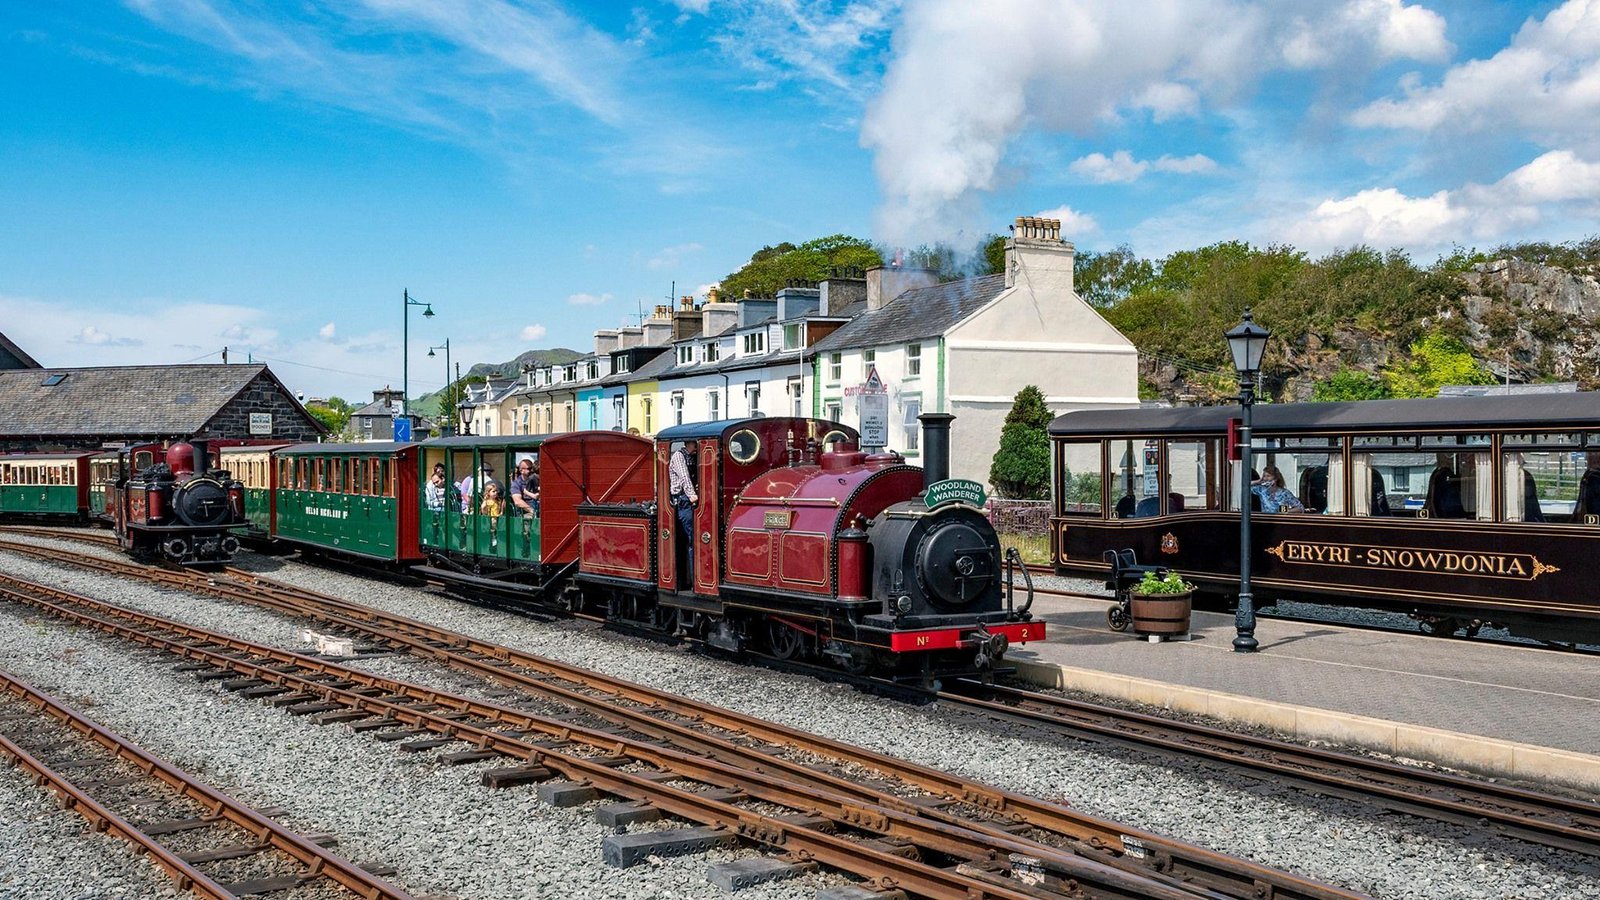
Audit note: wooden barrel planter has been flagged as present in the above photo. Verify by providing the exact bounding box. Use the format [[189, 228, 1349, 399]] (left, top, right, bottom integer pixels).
[[1130, 590, 1193, 636]]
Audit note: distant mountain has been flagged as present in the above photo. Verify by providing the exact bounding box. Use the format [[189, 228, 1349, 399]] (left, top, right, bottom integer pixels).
[[409, 347, 583, 415], [465, 347, 583, 380]]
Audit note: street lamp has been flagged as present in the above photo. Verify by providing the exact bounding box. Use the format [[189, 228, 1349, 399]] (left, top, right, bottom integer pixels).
[[402, 288, 435, 413], [1226, 307, 1270, 653], [427, 339, 451, 435]]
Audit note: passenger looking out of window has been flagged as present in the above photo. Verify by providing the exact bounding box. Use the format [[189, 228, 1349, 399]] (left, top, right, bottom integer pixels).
[[1578, 452, 1600, 520], [458, 462, 496, 514], [511, 456, 540, 516], [1252, 466, 1304, 513], [480, 482, 505, 518], [425, 471, 446, 512]]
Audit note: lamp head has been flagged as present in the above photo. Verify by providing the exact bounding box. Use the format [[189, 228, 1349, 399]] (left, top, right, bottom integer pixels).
[[1226, 307, 1270, 376], [427, 348, 436, 357], [422, 305, 435, 318]]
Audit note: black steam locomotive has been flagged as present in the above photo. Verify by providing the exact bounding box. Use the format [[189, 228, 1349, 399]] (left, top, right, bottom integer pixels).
[[110, 440, 246, 566]]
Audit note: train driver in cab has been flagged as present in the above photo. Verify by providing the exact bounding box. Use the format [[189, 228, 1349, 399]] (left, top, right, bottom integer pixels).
[[669, 442, 698, 584]]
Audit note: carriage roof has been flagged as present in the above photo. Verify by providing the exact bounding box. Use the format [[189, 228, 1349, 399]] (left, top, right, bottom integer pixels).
[[1049, 393, 1600, 437]]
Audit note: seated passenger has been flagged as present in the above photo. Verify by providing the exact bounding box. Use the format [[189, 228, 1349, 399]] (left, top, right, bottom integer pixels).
[[1298, 466, 1327, 513], [1251, 465, 1304, 513], [1424, 453, 1465, 518], [1134, 494, 1160, 517], [1521, 469, 1546, 523], [510, 456, 540, 516], [1577, 452, 1600, 520], [1114, 493, 1136, 519], [1369, 470, 1391, 516], [424, 471, 446, 512], [480, 482, 505, 519]]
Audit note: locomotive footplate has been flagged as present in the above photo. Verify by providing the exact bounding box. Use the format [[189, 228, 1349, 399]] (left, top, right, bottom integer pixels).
[[882, 620, 1044, 654]]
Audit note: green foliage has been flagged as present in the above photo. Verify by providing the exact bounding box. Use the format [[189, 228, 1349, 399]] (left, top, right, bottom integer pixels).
[[1490, 237, 1600, 271], [988, 386, 1053, 499], [1065, 472, 1103, 509], [1383, 331, 1493, 398], [306, 404, 346, 434], [982, 234, 1007, 275], [1075, 244, 1156, 307], [439, 375, 486, 425], [1434, 244, 1491, 273], [718, 234, 882, 298], [1134, 570, 1193, 595], [1312, 368, 1390, 402]]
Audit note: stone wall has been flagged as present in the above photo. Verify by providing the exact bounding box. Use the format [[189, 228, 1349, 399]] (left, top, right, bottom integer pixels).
[[199, 374, 324, 442]]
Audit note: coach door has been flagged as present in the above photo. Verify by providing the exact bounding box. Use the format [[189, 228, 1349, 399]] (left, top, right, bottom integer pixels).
[[693, 438, 721, 595], [420, 447, 447, 552]]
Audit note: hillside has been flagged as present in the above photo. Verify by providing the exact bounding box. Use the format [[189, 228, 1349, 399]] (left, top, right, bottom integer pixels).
[[1080, 239, 1600, 403], [409, 346, 583, 416]]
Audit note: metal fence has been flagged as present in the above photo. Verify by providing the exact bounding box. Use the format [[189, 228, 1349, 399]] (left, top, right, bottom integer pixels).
[[986, 498, 1051, 565]]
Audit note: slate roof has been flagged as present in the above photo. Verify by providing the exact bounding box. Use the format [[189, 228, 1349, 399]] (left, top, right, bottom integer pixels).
[[0, 364, 271, 437], [809, 274, 1009, 353], [350, 399, 400, 418], [599, 349, 673, 387], [0, 332, 39, 369]]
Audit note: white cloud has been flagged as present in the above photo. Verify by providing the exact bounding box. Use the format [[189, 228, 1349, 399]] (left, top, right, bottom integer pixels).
[[1035, 205, 1098, 236], [1068, 150, 1218, 183], [567, 292, 612, 306], [647, 242, 703, 270], [519, 324, 548, 342], [1287, 149, 1600, 250], [1282, 0, 1451, 68], [68, 326, 141, 347], [1352, 0, 1600, 148], [862, 0, 1453, 246], [318, 321, 336, 340], [670, 0, 712, 13], [702, 0, 898, 97]]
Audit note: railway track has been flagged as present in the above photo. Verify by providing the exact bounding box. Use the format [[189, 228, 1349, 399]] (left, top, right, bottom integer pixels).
[[940, 681, 1600, 858], [0, 666, 411, 900], [0, 570, 1310, 900], [6, 527, 1597, 860], [0, 536, 1356, 900]]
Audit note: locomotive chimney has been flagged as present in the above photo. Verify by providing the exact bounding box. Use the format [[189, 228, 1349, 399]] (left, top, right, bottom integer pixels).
[[190, 440, 210, 475], [918, 412, 953, 490]]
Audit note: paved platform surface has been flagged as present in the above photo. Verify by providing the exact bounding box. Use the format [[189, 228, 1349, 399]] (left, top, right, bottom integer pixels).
[[1009, 590, 1600, 763]]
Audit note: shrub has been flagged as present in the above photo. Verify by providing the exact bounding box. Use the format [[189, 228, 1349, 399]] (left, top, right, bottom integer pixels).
[[988, 385, 1053, 499]]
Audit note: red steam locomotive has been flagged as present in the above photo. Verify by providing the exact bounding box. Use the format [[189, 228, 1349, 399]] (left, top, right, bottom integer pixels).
[[110, 440, 247, 566]]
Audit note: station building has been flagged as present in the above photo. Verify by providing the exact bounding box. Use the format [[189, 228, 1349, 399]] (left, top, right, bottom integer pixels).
[[0, 363, 326, 452]]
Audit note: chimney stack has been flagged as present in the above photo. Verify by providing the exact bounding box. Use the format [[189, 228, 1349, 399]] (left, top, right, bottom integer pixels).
[[865, 265, 939, 312], [1005, 215, 1075, 291]]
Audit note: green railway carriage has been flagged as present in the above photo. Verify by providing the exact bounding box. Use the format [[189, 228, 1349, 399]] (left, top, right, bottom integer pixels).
[[417, 436, 546, 580], [0, 452, 97, 518], [219, 444, 289, 538], [88, 451, 117, 519], [273, 442, 422, 562]]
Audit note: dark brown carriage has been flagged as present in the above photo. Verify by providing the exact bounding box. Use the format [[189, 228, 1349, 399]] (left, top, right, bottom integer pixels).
[[1050, 394, 1600, 643]]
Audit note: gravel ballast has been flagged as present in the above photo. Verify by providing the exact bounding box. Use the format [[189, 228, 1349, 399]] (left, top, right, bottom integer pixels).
[[2, 539, 1598, 899]]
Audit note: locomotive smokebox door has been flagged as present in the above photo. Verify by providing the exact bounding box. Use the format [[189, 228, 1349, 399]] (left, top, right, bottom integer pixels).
[[916, 516, 997, 608]]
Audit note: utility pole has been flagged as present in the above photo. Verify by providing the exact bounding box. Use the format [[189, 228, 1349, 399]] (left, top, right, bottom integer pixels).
[[221, 346, 228, 364]]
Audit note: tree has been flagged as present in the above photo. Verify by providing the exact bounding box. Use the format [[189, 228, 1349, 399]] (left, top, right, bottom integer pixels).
[[439, 375, 485, 425], [306, 404, 346, 434], [988, 385, 1053, 500], [1383, 331, 1494, 398], [718, 234, 882, 298], [1074, 244, 1155, 307]]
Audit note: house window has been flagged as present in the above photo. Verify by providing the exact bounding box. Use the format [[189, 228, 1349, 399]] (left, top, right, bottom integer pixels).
[[708, 390, 720, 421], [742, 332, 766, 354], [788, 378, 803, 416], [828, 353, 842, 383], [671, 391, 685, 425], [565, 365, 577, 381], [745, 382, 761, 416], [825, 401, 842, 422], [677, 345, 694, 365], [615, 356, 630, 374], [565, 403, 575, 431], [905, 343, 922, 378], [642, 397, 652, 433], [612, 395, 625, 429], [704, 342, 720, 362], [903, 398, 922, 450], [782, 323, 802, 350], [862, 348, 875, 370]]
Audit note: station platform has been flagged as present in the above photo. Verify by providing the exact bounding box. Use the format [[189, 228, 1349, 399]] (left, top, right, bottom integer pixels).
[[1007, 592, 1600, 794]]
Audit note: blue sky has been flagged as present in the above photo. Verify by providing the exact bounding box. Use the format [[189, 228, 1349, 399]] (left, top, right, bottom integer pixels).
[[2, 0, 1594, 401]]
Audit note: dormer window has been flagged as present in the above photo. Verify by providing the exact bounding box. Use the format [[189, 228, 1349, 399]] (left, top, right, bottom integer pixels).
[[565, 364, 577, 381], [704, 342, 720, 362], [677, 345, 695, 365], [586, 361, 599, 379], [782, 323, 802, 350], [742, 332, 766, 354], [615, 356, 630, 374]]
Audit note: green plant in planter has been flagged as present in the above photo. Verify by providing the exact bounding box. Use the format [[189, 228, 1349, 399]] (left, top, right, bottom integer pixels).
[[1134, 570, 1194, 595]]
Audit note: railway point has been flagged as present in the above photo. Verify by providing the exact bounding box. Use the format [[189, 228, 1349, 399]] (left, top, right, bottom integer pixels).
[[1010, 592, 1600, 794]]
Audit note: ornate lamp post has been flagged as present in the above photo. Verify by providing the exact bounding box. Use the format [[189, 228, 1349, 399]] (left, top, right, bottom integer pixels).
[[427, 339, 451, 435], [1226, 307, 1270, 653], [402, 289, 435, 414]]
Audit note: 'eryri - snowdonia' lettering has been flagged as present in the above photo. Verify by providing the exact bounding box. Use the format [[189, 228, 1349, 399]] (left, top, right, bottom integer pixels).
[[1265, 541, 1558, 581]]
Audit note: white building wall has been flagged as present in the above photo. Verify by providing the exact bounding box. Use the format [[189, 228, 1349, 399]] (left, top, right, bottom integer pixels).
[[816, 342, 931, 460]]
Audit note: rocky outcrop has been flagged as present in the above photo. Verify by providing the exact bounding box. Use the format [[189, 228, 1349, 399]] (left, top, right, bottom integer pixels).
[[1138, 258, 1600, 401]]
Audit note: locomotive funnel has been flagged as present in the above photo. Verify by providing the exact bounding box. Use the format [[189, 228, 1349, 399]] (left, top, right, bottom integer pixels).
[[918, 412, 954, 489]]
